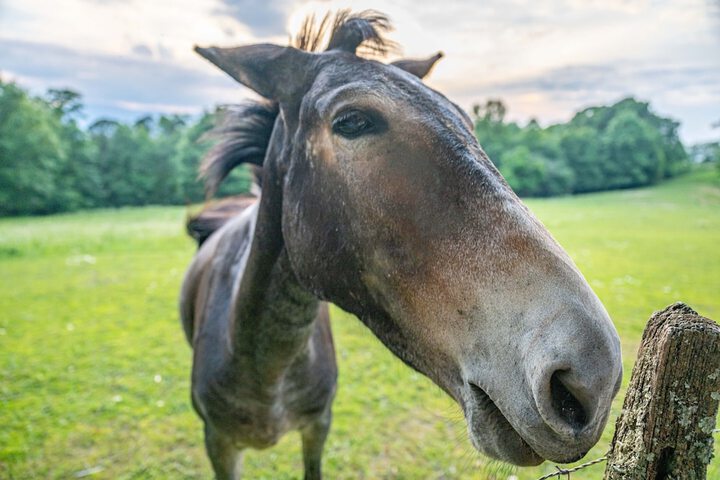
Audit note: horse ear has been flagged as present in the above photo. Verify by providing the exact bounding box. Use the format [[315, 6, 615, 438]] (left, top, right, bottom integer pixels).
[[391, 51, 444, 79], [195, 44, 313, 101]]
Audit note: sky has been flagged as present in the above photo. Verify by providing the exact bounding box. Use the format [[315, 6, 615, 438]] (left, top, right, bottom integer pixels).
[[1, 0, 719, 144]]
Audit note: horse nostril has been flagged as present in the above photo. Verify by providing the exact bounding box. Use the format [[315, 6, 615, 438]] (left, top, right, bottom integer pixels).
[[550, 371, 587, 430]]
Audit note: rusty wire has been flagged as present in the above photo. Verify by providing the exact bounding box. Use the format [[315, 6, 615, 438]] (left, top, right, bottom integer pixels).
[[533, 427, 720, 479], [535, 454, 608, 480]]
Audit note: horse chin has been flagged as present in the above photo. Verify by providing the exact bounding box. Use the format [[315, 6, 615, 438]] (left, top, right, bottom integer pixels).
[[464, 383, 544, 467]]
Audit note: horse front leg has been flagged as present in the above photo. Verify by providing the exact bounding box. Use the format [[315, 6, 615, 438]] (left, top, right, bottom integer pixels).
[[204, 423, 244, 480], [300, 406, 332, 480]]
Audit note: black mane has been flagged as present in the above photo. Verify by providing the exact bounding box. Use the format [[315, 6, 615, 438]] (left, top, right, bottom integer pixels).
[[295, 9, 395, 56], [200, 101, 277, 197]]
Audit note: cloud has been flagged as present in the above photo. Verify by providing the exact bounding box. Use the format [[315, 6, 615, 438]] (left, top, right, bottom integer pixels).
[[0, 38, 252, 123], [114, 100, 200, 114], [131, 44, 152, 57], [215, 0, 295, 36], [442, 61, 720, 142], [1, 0, 718, 142], [130, 43, 175, 60], [0, 0, 265, 64], [481, 63, 720, 99]]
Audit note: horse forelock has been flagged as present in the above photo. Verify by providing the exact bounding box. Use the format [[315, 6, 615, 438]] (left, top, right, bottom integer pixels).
[[294, 9, 397, 57]]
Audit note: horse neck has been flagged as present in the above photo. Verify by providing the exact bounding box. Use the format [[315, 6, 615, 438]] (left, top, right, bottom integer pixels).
[[228, 159, 320, 388]]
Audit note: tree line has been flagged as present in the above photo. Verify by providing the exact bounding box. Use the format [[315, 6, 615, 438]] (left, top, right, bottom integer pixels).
[[0, 80, 252, 216], [472, 98, 691, 197], [0, 79, 696, 216]]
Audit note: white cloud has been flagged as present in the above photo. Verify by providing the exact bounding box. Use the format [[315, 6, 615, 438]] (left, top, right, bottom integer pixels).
[[113, 100, 203, 114], [0, 0, 274, 68], [0, 0, 718, 142]]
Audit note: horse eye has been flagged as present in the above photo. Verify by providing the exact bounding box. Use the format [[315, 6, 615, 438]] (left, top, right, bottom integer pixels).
[[332, 111, 374, 138]]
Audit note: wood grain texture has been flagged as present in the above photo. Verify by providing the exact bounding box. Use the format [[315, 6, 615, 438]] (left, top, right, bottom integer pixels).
[[605, 303, 720, 480]]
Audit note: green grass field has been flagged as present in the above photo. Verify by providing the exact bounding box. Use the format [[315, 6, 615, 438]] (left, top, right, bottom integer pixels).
[[1, 167, 719, 479]]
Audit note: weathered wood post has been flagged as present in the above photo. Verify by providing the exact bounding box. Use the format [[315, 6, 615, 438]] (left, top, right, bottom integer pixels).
[[604, 303, 720, 479]]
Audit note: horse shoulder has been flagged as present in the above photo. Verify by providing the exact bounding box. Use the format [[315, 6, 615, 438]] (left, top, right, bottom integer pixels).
[[180, 202, 258, 347]]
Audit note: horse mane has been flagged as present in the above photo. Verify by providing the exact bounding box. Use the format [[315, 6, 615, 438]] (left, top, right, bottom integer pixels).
[[200, 101, 278, 197]]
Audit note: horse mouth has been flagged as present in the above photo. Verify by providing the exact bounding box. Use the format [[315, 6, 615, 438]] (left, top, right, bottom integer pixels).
[[466, 382, 544, 466]]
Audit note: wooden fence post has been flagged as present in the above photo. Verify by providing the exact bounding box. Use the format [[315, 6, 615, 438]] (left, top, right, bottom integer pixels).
[[604, 302, 720, 479]]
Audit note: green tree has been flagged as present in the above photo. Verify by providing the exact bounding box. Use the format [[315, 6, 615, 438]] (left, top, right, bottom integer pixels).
[[0, 81, 66, 215], [145, 114, 185, 204], [601, 110, 665, 189], [92, 122, 147, 206], [88, 118, 120, 206], [567, 97, 687, 182], [45, 88, 100, 209], [172, 110, 216, 203], [473, 100, 524, 169], [559, 126, 604, 193], [499, 146, 574, 197], [500, 146, 545, 196]]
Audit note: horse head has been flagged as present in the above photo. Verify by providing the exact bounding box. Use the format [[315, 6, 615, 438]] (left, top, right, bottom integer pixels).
[[196, 10, 622, 466]]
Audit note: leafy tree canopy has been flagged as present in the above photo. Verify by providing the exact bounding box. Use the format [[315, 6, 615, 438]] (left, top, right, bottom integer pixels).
[[0, 79, 698, 216], [472, 97, 691, 196]]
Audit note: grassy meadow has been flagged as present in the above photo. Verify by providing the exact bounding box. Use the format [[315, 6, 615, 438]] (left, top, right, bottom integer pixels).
[[1, 167, 718, 479]]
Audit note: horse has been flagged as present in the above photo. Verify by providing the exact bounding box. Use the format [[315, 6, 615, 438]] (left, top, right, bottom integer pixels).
[[180, 10, 622, 479]]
